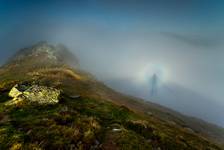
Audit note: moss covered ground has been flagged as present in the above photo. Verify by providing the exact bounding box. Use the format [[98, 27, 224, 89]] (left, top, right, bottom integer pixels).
[[0, 88, 221, 150]]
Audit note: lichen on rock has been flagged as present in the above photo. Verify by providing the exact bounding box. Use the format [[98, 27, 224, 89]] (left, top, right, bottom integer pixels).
[[6, 84, 60, 106], [8, 84, 23, 98]]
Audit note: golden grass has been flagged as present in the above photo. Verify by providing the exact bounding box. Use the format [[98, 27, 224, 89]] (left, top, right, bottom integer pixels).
[[27, 67, 86, 81]]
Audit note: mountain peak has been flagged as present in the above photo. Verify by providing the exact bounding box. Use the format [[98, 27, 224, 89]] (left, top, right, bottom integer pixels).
[[0, 42, 223, 149], [27, 41, 57, 59], [4, 42, 79, 69]]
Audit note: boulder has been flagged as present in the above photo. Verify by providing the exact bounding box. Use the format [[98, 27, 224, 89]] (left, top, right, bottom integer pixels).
[[8, 84, 23, 98], [6, 84, 60, 106]]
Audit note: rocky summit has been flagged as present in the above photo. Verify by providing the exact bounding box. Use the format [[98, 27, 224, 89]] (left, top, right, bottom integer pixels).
[[3, 41, 80, 70], [0, 42, 223, 150]]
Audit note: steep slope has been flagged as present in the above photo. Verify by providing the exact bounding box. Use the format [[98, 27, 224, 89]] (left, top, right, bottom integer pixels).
[[0, 42, 223, 150], [105, 79, 224, 145]]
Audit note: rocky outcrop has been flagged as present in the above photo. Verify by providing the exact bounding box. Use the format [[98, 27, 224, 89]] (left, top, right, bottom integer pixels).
[[8, 84, 26, 98], [6, 84, 60, 106]]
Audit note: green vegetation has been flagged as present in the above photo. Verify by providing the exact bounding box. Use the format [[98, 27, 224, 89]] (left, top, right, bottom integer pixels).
[[0, 83, 222, 149]]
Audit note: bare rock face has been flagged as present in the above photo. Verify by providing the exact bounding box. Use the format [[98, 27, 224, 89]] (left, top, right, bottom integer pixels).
[[6, 84, 60, 106]]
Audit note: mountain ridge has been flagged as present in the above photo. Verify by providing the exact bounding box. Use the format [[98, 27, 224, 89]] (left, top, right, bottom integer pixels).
[[0, 42, 223, 149]]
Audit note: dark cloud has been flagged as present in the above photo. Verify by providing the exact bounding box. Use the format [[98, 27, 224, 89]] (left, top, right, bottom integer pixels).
[[160, 32, 222, 47]]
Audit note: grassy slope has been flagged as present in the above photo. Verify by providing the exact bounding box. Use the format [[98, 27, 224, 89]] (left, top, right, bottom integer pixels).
[[94, 84, 224, 146], [0, 66, 223, 150]]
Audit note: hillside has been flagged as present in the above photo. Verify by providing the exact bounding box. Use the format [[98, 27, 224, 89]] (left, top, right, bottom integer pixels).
[[0, 42, 223, 150]]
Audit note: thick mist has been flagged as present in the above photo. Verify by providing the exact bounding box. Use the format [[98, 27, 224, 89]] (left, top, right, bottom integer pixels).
[[0, 0, 224, 126]]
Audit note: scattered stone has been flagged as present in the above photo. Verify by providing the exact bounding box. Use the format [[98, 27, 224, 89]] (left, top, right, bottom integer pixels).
[[130, 120, 148, 128], [69, 95, 80, 99], [91, 140, 101, 149], [112, 128, 122, 132], [26, 129, 32, 135]]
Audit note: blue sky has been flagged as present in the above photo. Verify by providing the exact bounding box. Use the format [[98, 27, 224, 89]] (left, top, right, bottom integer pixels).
[[1, 0, 224, 31], [0, 0, 224, 53], [1, 0, 223, 56], [1, 0, 224, 126]]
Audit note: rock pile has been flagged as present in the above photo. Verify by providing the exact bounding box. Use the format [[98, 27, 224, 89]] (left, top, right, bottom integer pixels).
[[6, 84, 60, 106]]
